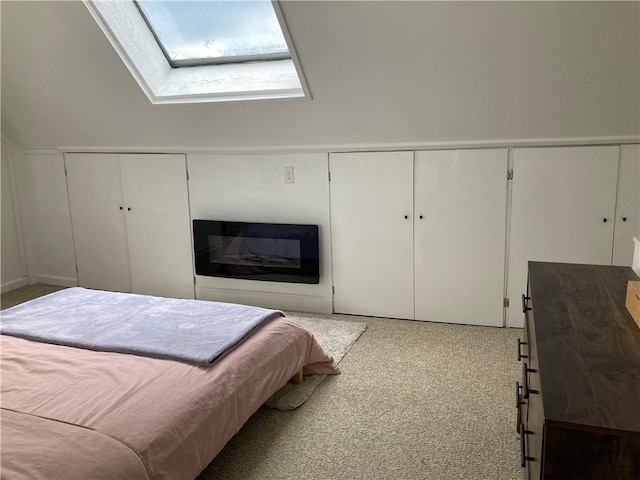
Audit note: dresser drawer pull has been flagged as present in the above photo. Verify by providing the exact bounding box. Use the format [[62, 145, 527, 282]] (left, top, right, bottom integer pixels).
[[521, 294, 532, 313], [515, 381, 525, 408], [522, 362, 539, 399], [519, 423, 535, 467], [516, 382, 525, 434], [517, 338, 528, 361]]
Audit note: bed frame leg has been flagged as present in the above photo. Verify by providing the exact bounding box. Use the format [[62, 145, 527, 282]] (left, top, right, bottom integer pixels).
[[291, 369, 304, 384]]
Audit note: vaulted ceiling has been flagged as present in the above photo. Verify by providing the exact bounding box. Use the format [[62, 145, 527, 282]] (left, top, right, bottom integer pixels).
[[2, 1, 639, 151]]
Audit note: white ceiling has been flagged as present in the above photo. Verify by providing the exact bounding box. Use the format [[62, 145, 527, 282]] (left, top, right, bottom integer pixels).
[[1, 1, 639, 151]]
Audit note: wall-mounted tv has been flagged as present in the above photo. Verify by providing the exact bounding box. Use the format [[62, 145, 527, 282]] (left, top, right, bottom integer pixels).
[[193, 220, 320, 284]]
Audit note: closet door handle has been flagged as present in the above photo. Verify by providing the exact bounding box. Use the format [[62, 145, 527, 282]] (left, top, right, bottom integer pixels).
[[622, 217, 628, 222], [119, 206, 123, 210], [404, 215, 408, 219], [603, 218, 608, 223]]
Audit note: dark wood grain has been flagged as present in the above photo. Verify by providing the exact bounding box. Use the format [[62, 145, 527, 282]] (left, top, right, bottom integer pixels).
[[528, 262, 640, 433], [544, 426, 640, 479], [523, 262, 640, 479]]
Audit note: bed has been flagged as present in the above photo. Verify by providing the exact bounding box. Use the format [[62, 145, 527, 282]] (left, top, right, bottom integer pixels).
[[0, 287, 339, 480]]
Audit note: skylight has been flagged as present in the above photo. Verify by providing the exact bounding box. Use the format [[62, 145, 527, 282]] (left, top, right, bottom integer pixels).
[[84, 0, 308, 104], [135, 1, 291, 68]]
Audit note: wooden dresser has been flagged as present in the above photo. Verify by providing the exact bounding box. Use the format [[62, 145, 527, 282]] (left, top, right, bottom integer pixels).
[[517, 262, 640, 479]]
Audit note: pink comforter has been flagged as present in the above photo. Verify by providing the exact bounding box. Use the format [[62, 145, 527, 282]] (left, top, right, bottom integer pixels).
[[1, 316, 338, 480]]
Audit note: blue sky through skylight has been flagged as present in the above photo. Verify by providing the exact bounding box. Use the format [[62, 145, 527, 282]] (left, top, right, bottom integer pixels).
[[136, 0, 290, 67]]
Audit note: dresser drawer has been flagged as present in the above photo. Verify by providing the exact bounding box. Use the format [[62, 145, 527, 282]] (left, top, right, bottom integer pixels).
[[519, 287, 544, 479]]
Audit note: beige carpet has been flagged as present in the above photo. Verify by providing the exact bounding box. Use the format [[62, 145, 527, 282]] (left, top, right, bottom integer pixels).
[[1, 283, 67, 310], [197, 312, 524, 480]]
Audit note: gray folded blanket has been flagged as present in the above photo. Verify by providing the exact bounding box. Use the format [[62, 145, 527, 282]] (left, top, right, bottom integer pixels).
[[0, 287, 283, 366]]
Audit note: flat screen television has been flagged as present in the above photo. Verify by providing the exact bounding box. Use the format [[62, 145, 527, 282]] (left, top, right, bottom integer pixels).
[[193, 220, 320, 284]]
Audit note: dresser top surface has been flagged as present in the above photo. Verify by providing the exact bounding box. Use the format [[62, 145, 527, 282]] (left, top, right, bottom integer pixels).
[[528, 261, 640, 434]]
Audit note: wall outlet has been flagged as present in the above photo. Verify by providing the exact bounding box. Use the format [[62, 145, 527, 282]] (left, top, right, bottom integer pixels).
[[283, 166, 294, 184]]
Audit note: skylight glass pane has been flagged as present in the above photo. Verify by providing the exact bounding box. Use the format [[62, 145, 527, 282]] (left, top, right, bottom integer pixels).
[[136, 0, 290, 67]]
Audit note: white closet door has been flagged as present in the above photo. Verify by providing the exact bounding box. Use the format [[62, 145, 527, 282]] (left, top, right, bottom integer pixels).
[[330, 151, 414, 319], [65, 153, 131, 292], [414, 149, 508, 326], [507, 146, 619, 327], [612, 145, 639, 266], [120, 154, 194, 299]]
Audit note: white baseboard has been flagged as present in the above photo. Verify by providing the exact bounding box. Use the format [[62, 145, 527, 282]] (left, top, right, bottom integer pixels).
[[1, 277, 29, 294], [32, 275, 78, 288], [195, 286, 333, 314]]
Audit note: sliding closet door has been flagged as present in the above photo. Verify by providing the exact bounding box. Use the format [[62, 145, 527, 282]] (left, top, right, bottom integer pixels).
[[330, 152, 415, 319], [414, 149, 508, 326]]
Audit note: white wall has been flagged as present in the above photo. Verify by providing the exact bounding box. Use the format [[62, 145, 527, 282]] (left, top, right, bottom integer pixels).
[[188, 153, 332, 313], [1, 1, 638, 150], [15, 150, 77, 286], [1, 137, 28, 292]]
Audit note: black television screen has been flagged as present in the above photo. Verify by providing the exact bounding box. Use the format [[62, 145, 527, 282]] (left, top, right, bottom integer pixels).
[[193, 220, 320, 284]]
